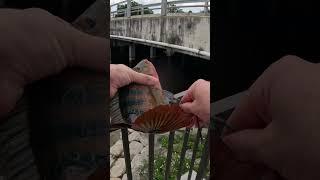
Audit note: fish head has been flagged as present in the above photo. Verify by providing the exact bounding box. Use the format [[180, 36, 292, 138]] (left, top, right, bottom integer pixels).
[[133, 59, 160, 81]]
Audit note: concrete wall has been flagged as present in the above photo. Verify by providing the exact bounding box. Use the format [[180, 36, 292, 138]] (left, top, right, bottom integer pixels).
[[110, 14, 210, 52]]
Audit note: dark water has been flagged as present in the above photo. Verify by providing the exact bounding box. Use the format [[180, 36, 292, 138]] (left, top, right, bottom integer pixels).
[[111, 44, 210, 94]]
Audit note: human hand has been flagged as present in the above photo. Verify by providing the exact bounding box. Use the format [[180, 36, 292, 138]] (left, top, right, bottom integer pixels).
[[0, 8, 107, 118], [222, 55, 320, 180], [180, 79, 210, 127], [110, 64, 159, 98]]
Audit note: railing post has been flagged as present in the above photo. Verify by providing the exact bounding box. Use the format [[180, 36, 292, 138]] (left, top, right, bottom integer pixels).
[[129, 44, 135, 66], [204, 1, 209, 15], [161, 0, 167, 16], [150, 47, 156, 59], [141, 6, 144, 15], [127, 0, 131, 17]]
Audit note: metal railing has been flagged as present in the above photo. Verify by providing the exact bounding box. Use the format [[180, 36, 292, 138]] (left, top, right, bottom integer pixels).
[[111, 0, 210, 18], [110, 35, 210, 60], [118, 91, 210, 180]]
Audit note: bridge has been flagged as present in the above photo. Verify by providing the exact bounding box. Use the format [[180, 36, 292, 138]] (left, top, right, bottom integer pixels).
[[109, 1, 211, 180], [110, 0, 210, 61]]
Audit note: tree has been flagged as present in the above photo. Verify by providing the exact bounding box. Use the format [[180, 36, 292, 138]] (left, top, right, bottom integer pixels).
[[167, 4, 184, 13], [115, 0, 153, 17]]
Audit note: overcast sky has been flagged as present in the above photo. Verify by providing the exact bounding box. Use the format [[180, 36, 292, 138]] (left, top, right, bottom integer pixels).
[[110, 0, 210, 14]]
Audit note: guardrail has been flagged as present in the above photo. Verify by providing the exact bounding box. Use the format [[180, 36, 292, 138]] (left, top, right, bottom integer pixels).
[[111, 0, 210, 18], [110, 35, 210, 60], [116, 91, 210, 180]]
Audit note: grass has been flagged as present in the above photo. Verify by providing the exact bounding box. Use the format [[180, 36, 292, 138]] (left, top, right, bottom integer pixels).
[[139, 130, 210, 180]]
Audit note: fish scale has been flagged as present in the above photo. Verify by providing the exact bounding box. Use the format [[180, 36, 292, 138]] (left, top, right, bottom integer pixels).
[[110, 60, 195, 133]]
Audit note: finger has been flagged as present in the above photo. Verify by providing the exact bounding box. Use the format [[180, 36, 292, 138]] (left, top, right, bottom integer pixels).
[[222, 128, 270, 164], [129, 70, 159, 87], [180, 102, 194, 114], [223, 72, 272, 136], [180, 90, 193, 104]]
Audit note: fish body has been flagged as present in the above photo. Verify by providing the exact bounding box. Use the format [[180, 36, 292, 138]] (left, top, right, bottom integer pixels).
[[110, 60, 194, 133]]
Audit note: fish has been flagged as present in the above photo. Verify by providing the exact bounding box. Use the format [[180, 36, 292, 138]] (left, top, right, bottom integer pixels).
[[110, 59, 195, 133]]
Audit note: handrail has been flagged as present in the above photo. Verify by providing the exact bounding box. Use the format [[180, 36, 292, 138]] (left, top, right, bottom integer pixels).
[[110, 0, 210, 17], [110, 35, 210, 60]]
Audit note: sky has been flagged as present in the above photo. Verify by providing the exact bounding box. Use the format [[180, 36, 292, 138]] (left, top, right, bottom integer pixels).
[[110, 0, 210, 14]]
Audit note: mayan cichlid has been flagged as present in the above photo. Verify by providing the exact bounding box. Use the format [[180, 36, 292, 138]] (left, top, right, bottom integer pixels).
[[110, 59, 180, 132]]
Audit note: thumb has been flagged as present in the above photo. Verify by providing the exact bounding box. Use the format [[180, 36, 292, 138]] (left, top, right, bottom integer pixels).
[[223, 128, 269, 164], [180, 102, 194, 114], [70, 31, 108, 71], [129, 70, 160, 88]]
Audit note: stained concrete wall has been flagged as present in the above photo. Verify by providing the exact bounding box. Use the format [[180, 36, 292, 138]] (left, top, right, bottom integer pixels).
[[110, 14, 210, 52]]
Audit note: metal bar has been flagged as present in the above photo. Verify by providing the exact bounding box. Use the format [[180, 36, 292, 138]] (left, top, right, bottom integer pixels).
[[111, 7, 211, 15], [164, 131, 175, 180], [124, 7, 162, 14], [111, 0, 210, 7], [161, 0, 167, 16], [187, 128, 202, 180], [177, 128, 191, 180], [110, 0, 127, 7], [204, 1, 209, 13], [150, 47, 156, 58], [110, 35, 210, 60], [149, 133, 155, 180], [126, 0, 131, 17], [129, 44, 135, 65], [167, 5, 209, 9], [211, 90, 248, 116], [111, 6, 162, 15], [121, 128, 132, 180], [195, 131, 209, 180], [140, 2, 162, 8], [167, 0, 210, 5]]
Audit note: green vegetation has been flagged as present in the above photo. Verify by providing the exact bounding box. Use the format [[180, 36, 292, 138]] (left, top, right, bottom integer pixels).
[[116, 0, 153, 17], [139, 131, 210, 180], [168, 4, 184, 13]]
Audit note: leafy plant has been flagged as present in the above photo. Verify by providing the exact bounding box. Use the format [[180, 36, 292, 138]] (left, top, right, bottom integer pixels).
[[168, 4, 184, 13], [116, 0, 153, 17], [139, 131, 210, 179]]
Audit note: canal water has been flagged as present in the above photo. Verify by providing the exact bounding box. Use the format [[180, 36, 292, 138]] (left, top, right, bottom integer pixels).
[[111, 44, 210, 94]]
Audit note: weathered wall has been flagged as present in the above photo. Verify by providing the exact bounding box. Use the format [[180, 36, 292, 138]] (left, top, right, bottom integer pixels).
[[110, 14, 210, 52]]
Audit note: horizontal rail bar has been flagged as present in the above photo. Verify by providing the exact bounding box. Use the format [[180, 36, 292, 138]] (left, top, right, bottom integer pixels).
[[111, 0, 127, 7], [168, 5, 210, 9], [110, 35, 210, 60], [111, 0, 210, 17], [111, 0, 209, 7], [167, 0, 210, 4], [111, 7, 162, 15]]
